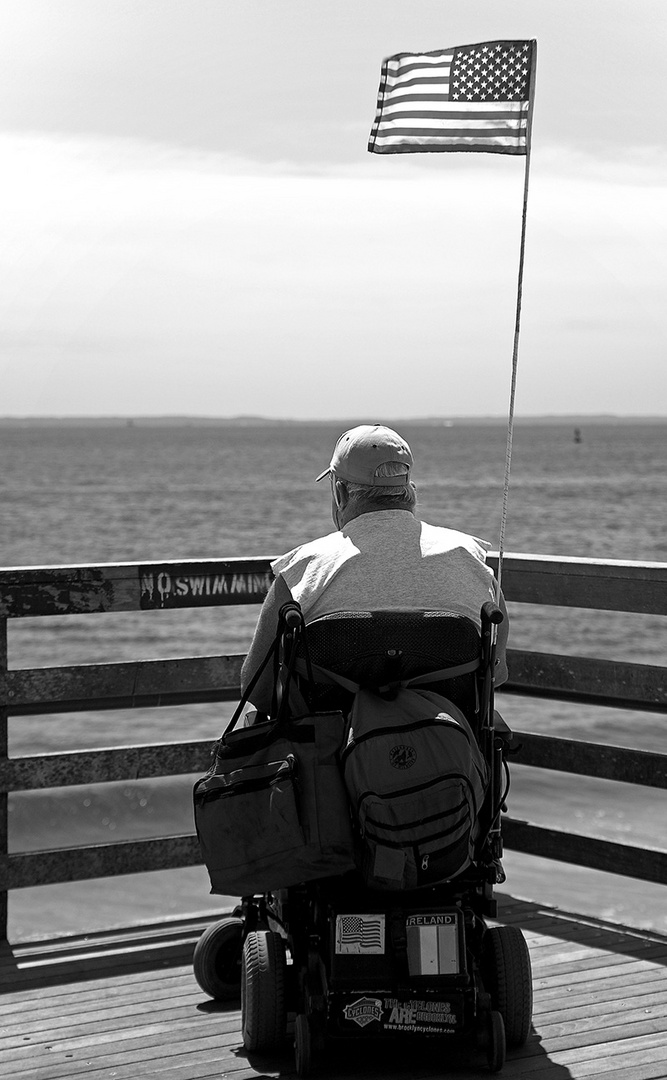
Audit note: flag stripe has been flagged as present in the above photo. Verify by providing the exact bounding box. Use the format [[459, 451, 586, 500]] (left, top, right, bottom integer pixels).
[[376, 135, 525, 145], [391, 65, 453, 78], [375, 124, 525, 137], [369, 39, 536, 156], [382, 100, 526, 114], [388, 76, 452, 90], [393, 55, 454, 70], [380, 110, 526, 123], [372, 140, 527, 155]]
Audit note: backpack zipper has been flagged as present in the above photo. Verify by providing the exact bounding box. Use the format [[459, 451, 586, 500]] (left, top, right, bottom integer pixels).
[[342, 715, 471, 766]]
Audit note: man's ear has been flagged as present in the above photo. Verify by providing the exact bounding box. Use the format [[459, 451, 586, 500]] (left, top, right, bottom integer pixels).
[[333, 479, 348, 509]]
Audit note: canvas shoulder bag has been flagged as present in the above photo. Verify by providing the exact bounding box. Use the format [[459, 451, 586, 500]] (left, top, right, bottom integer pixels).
[[193, 603, 355, 896]]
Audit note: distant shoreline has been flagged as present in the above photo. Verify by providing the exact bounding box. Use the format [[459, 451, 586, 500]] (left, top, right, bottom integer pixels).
[[1, 414, 666, 428]]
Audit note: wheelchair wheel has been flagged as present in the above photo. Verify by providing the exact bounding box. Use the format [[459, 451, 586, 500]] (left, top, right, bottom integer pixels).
[[294, 1013, 312, 1077], [193, 916, 243, 1000], [486, 1009, 506, 1073], [483, 925, 533, 1047], [241, 930, 287, 1052]]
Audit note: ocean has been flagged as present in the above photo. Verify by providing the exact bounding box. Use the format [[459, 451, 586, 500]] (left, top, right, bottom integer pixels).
[[2, 418, 666, 938]]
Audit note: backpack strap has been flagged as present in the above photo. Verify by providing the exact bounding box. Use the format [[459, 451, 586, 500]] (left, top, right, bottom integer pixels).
[[294, 656, 480, 695], [404, 658, 480, 687], [295, 659, 361, 695]]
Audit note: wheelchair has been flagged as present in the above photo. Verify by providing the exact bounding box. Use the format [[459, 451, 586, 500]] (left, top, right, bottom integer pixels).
[[193, 604, 532, 1074]]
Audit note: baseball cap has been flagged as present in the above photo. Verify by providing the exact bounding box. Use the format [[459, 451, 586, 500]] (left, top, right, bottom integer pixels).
[[315, 424, 414, 487]]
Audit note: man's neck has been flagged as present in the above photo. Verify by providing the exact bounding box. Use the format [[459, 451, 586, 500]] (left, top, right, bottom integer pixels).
[[342, 506, 415, 528]]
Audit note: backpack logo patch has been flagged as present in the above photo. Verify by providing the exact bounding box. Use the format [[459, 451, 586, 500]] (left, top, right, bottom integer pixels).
[[390, 744, 417, 770]]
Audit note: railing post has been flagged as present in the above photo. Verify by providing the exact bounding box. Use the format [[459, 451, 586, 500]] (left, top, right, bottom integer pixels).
[[0, 616, 8, 941]]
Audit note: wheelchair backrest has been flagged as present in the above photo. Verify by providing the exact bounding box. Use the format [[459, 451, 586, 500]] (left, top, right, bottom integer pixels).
[[297, 609, 482, 720]]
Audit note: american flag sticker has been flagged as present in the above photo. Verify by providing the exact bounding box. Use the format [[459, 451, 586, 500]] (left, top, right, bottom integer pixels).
[[406, 913, 460, 975], [335, 914, 386, 954]]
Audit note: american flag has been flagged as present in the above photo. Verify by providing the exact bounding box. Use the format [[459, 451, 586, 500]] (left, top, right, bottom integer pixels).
[[368, 40, 536, 156], [336, 914, 385, 952]]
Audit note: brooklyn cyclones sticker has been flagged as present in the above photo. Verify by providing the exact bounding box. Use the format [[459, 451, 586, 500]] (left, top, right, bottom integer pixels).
[[341, 995, 460, 1033], [342, 997, 383, 1028], [383, 997, 459, 1033]]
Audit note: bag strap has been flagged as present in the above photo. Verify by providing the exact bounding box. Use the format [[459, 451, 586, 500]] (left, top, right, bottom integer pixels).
[[403, 659, 480, 687], [294, 656, 480, 695], [222, 631, 281, 737], [222, 601, 315, 739]]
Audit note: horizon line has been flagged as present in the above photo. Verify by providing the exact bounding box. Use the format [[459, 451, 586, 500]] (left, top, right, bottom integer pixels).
[[1, 413, 666, 424]]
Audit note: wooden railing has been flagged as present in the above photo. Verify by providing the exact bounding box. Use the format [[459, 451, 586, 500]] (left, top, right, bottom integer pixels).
[[1, 554, 666, 941]]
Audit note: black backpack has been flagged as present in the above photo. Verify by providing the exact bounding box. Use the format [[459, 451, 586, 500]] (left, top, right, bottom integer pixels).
[[341, 686, 489, 890]]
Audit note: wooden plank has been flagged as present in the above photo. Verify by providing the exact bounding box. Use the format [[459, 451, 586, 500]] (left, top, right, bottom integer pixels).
[[0, 961, 200, 1001], [6, 1029, 243, 1080], [528, 1029, 667, 1063], [503, 651, 667, 712], [0, 990, 205, 1044], [1, 978, 198, 1020], [0, 741, 215, 791], [1, 1025, 242, 1078], [510, 1044, 667, 1079], [3, 835, 202, 889], [528, 943, 667, 980], [3, 655, 244, 715], [532, 958, 667, 992], [536, 987, 667, 1023], [0, 1002, 222, 1052], [8, 813, 662, 895], [1, 553, 666, 618], [502, 817, 667, 884], [510, 730, 667, 787], [579, 1059, 667, 1080], [0, 944, 200, 993], [528, 937, 664, 967], [487, 552, 667, 614], [0, 558, 273, 618], [518, 925, 614, 948], [8, 728, 662, 795], [5, 650, 666, 718], [533, 967, 667, 1001]]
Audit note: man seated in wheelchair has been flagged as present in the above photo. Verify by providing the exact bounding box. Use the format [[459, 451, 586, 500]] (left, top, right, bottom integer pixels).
[[221, 427, 530, 1068]]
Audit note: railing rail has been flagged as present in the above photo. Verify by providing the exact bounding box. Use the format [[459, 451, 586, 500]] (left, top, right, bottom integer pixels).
[[1, 553, 666, 941]]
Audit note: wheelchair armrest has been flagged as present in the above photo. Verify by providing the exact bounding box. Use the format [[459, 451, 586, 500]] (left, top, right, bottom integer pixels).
[[493, 709, 514, 749]]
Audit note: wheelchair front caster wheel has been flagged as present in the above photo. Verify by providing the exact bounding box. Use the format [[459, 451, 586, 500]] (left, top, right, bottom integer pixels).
[[193, 916, 243, 1000], [294, 1013, 312, 1076], [486, 1009, 506, 1073]]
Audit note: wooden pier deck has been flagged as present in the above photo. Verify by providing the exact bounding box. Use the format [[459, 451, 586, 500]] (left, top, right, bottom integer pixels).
[[2, 894, 666, 1080]]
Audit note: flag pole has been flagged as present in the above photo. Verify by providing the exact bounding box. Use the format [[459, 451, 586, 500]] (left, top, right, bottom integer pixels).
[[366, 38, 537, 603], [495, 40, 537, 604]]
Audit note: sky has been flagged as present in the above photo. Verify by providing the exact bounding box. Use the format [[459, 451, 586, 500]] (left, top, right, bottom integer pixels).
[[1, 0, 666, 419]]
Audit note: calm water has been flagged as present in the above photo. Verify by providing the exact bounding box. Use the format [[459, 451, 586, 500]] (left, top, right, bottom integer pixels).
[[1, 418, 666, 936], [3, 418, 666, 567]]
